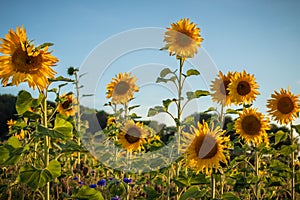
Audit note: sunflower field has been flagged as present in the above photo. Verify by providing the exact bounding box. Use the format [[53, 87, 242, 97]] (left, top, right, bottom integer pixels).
[[0, 19, 300, 200]]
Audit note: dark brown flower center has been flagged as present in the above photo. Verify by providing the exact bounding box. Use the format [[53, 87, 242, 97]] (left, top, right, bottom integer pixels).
[[237, 81, 251, 96], [62, 99, 72, 110], [220, 79, 231, 96], [12, 47, 42, 74], [114, 81, 130, 95], [277, 96, 294, 114], [125, 127, 141, 144], [176, 31, 193, 47], [195, 135, 218, 159], [241, 115, 261, 135]]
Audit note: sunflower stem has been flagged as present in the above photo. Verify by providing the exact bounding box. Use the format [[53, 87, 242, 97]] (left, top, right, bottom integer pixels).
[[255, 150, 260, 200], [290, 123, 295, 200], [74, 70, 82, 181], [42, 90, 50, 200], [211, 174, 216, 199]]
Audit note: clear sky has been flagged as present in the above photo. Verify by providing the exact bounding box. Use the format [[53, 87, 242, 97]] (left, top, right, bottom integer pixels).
[[1, 0, 300, 124]]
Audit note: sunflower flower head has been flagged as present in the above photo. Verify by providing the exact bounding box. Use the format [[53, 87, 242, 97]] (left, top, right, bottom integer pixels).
[[106, 72, 139, 104], [235, 108, 270, 145], [118, 120, 147, 152], [267, 87, 300, 125], [228, 70, 260, 105], [184, 121, 229, 175], [164, 18, 203, 59], [210, 71, 235, 106], [14, 129, 25, 140], [0, 26, 58, 90], [7, 119, 16, 129], [57, 93, 78, 117]]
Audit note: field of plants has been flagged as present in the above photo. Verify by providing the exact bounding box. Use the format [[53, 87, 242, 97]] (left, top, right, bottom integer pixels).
[[0, 19, 299, 200]]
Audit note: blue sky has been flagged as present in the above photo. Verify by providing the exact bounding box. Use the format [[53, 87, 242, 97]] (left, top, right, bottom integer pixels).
[[1, 0, 300, 123]]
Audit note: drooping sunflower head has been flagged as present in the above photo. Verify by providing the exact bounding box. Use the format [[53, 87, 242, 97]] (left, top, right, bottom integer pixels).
[[0, 26, 58, 90], [106, 72, 139, 104], [184, 121, 229, 175], [57, 93, 78, 117], [228, 70, 260, 105], [118, 120, 147, 151], [164, 18, 203, 59], [210, 71, 235, 106], [267, 87, 300, 125], [235, 108, 270, 145]]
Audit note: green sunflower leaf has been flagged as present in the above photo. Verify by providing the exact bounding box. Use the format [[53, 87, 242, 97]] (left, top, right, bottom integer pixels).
[[186, 90, 209, 100], [174, 176, 190, 188], [18, 160, 61, 190], [221, 192, 239, 200], [71, 186, 104, 200], [16, 90, 33, 115], [275, 130, 288, 145], [179, 186, 202, 200], [143, 186, 160, 199], [160, 68, 173, 77], [226, 108, 238, 114], [292, 124, 300, 134], [186, 69, 200, 77], [147, 106, 165, 117], [162, 99, 173, 110]]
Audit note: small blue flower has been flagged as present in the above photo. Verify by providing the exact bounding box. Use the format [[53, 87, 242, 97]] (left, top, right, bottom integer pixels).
[[78, 181, 84, 185], [109, 177, 114, 181], [89, 184, 97, 188], [123, 178, 132, 184], [111, 195, 121, 200], [73, 176, 78, 181], [97, 179, 106, 186]]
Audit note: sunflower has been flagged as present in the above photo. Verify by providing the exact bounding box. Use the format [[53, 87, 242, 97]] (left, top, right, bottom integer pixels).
[[7, 119, 16, 129], [118, 120, 147, 151], [235, 108, 270, 145], [57, 94, 78, 117], [106, 116, 116, 126], [14, 129, 25, 140], [267, 87, 300, 125], [184, 121, 229, 174], [210, 71, 235, 106], [106, 72, 139, 104], [228, 70, 260, 105], [0, 26, 58, 90], [164, 18, 203, 59]]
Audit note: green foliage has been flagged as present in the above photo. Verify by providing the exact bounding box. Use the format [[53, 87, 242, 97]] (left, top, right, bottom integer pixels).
[[160, 68, 173, 77], [147, 106, 165, 117], [180, 186, 204, 200], [221, 192, 239, 200], [18, 160, 61, 190], [186, 90, 209, 100], [71, 186, 104, 200], [16, 90, 33, 115], [185, 69, 200, 77]]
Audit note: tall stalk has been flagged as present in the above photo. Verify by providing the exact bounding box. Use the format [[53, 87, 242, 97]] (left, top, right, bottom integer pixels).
[[255, 151, 260, 200], [42, 90, 50, 200], [74, 71, 82, 170], [290, 123, 295, 200], [211, 174, 216, 198]]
